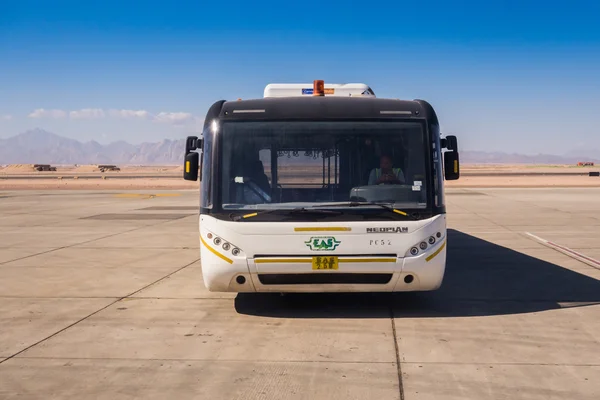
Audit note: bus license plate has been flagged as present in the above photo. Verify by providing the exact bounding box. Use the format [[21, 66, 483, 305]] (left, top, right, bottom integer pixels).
[[312, 256, 339, 270]]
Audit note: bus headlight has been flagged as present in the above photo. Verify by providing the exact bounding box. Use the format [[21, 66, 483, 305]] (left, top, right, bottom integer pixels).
[[205, 232, 244, 258], [406, 232, 442, 257]]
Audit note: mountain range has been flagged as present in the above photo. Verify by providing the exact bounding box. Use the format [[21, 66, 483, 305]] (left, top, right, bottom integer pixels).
[[0, 129, 598, 165], [0, 129, 186, 165]]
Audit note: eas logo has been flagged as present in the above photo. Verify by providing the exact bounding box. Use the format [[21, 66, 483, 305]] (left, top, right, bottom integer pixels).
[[304, 236, 341, 251]]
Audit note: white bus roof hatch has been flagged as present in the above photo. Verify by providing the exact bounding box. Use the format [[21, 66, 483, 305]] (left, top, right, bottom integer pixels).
[[264, 81, 376, 98]]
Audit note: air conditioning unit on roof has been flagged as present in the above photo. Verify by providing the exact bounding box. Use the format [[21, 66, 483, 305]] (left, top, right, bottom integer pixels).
[[264, 82, 376, 98]]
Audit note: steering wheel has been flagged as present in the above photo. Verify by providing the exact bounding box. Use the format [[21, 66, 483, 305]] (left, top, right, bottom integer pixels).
[[378, 174, 399, 185]]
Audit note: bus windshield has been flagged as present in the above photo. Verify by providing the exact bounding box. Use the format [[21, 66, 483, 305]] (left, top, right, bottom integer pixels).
[[218, 120, 429, 211]]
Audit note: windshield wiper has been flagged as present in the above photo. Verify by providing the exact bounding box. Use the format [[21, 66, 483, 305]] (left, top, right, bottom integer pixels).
[[231, 207, 343, 221], [317, 201, 420, 219]]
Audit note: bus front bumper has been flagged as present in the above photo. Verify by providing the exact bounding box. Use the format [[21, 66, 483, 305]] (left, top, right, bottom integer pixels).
[[200, 239, 447, 293]]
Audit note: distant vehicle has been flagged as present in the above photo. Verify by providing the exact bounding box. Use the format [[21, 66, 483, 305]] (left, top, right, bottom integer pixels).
[[33, 164, 56, 171], [183, 80, 460, 293], [577, 162, 594, 167], [98, 165, 121, 172]]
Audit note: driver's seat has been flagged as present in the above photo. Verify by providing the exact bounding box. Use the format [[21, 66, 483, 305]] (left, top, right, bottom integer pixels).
[[247, 160, 271, 194], [232, 160, 272, 204]]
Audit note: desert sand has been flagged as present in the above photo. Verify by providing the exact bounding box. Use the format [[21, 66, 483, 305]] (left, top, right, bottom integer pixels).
[[0, 164, 183, 175], [444, 175, 600, 188], [0, 178, 196, 190], [0, 164, 598, 190]]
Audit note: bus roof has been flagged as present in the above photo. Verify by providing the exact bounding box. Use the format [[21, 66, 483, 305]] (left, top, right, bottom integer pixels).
[[218, 96, 437, 124]]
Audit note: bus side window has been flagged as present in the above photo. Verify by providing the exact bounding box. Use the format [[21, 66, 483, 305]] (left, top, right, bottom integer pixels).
[[200, 131, 213, 208], [430, 124, 445, 208]]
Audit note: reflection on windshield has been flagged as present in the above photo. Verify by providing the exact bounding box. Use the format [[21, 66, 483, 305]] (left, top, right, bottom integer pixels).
[[219, 121, 428, 210]]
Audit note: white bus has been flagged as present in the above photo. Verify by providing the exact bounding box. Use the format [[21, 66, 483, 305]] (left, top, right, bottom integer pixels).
[[184, 80, 460, 293]]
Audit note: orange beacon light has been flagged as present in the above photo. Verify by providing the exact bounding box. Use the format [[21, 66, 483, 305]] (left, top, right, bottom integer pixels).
[[313, 80, 325, 96]]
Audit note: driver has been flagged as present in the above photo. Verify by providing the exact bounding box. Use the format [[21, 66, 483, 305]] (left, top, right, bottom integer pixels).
[[368, 154, 405, 185]]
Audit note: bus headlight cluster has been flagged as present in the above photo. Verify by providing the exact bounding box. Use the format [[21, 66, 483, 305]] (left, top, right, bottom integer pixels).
[[206, 233, 242, 257], [406, 232, 441, 257]]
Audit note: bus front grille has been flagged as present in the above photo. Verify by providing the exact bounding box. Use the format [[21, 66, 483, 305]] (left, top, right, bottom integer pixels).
[[257, 273, 393, 285]]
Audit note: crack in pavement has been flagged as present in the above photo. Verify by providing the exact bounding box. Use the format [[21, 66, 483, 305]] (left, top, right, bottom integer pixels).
[[0, 219, 187, 266], [390, 307, 405, 400], [0, 257, 199, 365]]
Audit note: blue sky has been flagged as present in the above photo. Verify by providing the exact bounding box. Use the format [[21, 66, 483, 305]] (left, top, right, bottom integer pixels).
[[1, 0, 599, 155]]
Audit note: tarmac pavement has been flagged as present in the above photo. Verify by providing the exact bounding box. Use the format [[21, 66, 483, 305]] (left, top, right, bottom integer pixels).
[[0, 188, 599, 399]]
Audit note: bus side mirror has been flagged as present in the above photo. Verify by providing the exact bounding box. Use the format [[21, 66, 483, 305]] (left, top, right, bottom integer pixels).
[[442, 135, 458, 151], [184, 135, 202, 181], [184, 152, 199, 181], [444, 151, 460, 180]]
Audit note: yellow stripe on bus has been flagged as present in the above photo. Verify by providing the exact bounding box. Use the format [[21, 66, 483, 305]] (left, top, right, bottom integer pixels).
[[294, 227, 351, 232], [200, 236, 233, 264], [339, 258, 396, 263], [255, 259, 311, 264], [255, 258, 396, 263], [426, 241, 446, 262]]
